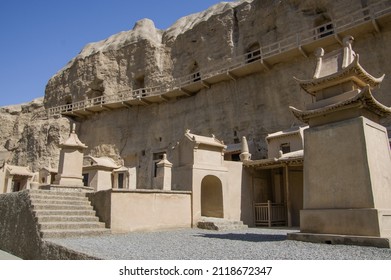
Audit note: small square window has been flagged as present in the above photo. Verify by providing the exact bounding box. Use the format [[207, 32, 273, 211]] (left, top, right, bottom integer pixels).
[[280, 143, 291, 154]]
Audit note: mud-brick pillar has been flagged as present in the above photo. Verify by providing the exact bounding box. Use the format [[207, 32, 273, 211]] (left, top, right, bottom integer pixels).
[[155, 154, 173, 191], [288, 37, 391, 247], [54, 124, 88, 187]]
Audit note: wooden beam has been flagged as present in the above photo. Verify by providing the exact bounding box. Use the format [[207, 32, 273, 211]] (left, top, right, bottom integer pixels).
[[83, 108, 96, 115], [298, 46, 308, 58], [283, 164, 292, 227], [159, 95, 170, 102], [179, 88, 193, 97], [334, 33, 343, 45], [227, 71, 237, 81], [63, 111, 86, 119], [372, 19, 380, 33], [201, 80, 210, 89], [121, 101, 132, 108], [138, 97, 152, 105], [102, 104, 112, 111], [261, 59, 271, 71]]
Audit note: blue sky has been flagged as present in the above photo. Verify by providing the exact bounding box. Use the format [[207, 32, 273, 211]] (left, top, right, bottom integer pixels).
[[0, 0, 234, 107]]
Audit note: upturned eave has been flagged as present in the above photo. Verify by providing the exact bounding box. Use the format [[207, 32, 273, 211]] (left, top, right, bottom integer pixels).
[[289, 86, 391, 123], [295, 55, 385, 96]]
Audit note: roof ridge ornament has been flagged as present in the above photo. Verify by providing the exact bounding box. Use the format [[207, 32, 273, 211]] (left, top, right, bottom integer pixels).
[[313, 48, 325, 79], [60, 123, 88, 149], [290, 35, 391, 126], [342, 35, 355, 69], [239, 136, 251, 162], [295, 35, 384, 97]]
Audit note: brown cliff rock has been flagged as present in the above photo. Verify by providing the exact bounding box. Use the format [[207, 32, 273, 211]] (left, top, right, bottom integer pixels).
[[2, 0, 390, 186]]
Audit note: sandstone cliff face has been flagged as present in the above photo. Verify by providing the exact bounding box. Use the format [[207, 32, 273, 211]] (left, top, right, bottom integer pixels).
[[0, 99, 70, 172], [46, 0, 368, 107], [2, 0, 390, 186], [44, 19, 169, 108]]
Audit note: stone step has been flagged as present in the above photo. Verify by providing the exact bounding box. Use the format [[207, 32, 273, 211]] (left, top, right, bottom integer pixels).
[[30, 198, 91, 206], [34, 209, 97, 216], [33, 203, 93, 211], [41, 228, 111, 239], [29, 194, 89, 201], [37, 215, 100, 223], [29, 190, 111, 239], [39, 221, 106, 230], [197, 217, 248, 231], [29, 190, 88, 198]]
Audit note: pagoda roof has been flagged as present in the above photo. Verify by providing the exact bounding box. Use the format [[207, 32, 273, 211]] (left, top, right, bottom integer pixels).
[[289, 85, 391, 123], [244, 150, 303, 169], [184, 130, 226, 149], [266, 126, 307, 141], [83, 155, 120, 169], [7, 165, 34, 177], [60, 124, 88, 149], [40, 167, 58, 173], [295, 55, 384, 96]]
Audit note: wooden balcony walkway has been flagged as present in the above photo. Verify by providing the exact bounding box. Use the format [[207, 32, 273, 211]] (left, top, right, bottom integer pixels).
[[46, 0, 391, 119]]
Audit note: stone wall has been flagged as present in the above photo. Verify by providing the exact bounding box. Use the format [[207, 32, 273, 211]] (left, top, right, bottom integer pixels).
[[86, 189, 112, 228], [0, 191, 41, 259], [87, 189, 192, 232], [0, 190, 97, 259]]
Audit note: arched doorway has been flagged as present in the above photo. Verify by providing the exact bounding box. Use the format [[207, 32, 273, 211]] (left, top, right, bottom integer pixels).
[[201, 175, 224, 218]]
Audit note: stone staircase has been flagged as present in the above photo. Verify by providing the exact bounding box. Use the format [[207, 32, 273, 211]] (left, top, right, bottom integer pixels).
[[29, 189, 110, 238], [197, 217, 248, 231]]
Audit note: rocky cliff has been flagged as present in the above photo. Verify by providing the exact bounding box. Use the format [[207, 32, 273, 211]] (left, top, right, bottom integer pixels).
[[0, 99, 70, 172], [1, 0, 390, 183], [45, 0, 366, 108]]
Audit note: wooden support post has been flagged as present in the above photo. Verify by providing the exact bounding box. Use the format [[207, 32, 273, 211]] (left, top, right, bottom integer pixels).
[[267, 200, 272, 228], [284, 164, 292, 227]]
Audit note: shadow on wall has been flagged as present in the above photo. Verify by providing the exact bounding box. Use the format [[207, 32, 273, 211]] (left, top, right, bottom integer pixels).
[[240, 167, 254, 227]]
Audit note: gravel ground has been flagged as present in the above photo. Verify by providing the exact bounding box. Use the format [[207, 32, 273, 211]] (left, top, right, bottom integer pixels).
[[47, 228, 391, 260]]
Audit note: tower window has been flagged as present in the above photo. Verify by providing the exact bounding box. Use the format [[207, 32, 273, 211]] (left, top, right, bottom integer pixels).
[[280, 143, 291, 154]]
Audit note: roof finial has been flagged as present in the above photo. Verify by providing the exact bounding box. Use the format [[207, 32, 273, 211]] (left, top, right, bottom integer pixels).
[[342, 36, 355, 69], [239, 136, 251, 162], [313, 48, 325, 79]]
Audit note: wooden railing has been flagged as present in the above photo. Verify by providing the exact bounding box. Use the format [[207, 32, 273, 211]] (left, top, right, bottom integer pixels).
[[46, 0, 391, 118], [254, 201, 286, 227]]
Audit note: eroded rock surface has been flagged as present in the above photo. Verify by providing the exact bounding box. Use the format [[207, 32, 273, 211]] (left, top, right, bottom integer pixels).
[[2, 0, 390, 185], [0, 99, 70, 172]]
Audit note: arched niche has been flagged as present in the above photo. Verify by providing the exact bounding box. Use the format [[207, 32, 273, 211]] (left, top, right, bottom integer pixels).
[[201, 175, 224, 218]]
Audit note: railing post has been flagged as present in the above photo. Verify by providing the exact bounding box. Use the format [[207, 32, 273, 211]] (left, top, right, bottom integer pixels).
[[253, 201, 256, 226], [267, 200, 272, 227]]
